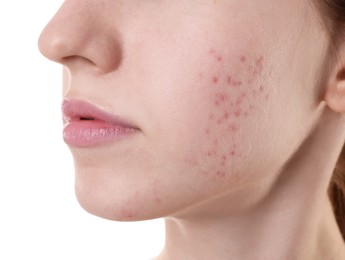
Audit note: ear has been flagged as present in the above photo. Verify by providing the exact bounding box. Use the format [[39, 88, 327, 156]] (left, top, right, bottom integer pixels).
[[325, 48, 345, 113]]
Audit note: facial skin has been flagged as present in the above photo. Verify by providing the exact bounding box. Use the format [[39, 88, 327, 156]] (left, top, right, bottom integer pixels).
[[39, 0, 329, 221]]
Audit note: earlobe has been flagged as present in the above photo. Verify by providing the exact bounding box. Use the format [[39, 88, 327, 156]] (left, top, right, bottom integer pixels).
[[325, 61, 345, 113]]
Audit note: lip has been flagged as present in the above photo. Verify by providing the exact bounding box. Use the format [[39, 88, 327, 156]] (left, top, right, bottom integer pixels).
[[62, 99, 139, 147]]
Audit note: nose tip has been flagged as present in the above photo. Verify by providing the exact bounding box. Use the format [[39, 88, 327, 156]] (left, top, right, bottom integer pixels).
[[38, 2, 123, 74], [38, 25, 73, 64]]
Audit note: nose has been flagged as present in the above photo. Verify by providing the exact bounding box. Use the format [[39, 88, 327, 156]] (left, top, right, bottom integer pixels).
[[38, 1, 122, 74]]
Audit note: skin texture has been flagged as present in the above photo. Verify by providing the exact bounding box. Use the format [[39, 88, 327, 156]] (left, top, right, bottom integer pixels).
[[39, 0, 345, 259]]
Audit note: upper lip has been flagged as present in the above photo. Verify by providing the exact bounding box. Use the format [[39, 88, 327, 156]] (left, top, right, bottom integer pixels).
[[62, 99, 138, 129]]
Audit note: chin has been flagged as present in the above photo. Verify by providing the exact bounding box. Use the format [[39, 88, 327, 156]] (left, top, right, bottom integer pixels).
[[73, 167, 172, 222]]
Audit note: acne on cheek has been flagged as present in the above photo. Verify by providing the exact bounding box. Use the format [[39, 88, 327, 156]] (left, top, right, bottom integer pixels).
[[202, 49, 269, 178]]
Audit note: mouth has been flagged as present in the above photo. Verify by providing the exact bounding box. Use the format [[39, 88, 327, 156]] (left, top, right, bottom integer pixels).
[[62, 99, 139, 147]]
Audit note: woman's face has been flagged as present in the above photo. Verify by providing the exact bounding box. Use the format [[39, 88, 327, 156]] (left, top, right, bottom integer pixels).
[[39, 0, 329, 220]]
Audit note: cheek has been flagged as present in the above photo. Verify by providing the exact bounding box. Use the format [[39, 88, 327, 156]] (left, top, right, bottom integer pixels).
[[190, 48, 271, 179]]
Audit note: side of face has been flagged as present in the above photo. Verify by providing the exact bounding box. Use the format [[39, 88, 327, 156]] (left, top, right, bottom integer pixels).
[[39, 0, 330, 220]]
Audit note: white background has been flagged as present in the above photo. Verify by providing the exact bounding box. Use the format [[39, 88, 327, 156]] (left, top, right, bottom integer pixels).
[[0, 1, 164, 259]]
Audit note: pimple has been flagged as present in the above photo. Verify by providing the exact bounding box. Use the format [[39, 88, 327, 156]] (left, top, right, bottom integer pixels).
[[227, 76, 232, 85], [240, 55, 247, 63], [234, 109, 242, 117], [259, 85, 264, 92], [216, 171, 226, 178], [212, 76, 219, 84], [228, 124, 238, 132], [223, 111, 230, 119], [256, 56, 264, 69], [121, 207, 135, 219], [209, 113, 215, 120], [208, 49, 223, 63]]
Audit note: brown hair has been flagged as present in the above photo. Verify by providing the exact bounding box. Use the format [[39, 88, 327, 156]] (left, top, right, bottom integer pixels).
[[315, 0, 345, 241]]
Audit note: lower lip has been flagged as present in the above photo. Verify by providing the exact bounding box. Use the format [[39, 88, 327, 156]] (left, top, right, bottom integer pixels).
[[63, 120, 138, 147]]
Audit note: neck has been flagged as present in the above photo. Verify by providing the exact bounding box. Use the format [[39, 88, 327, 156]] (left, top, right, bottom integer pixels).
[[157, 108, 345, 260]]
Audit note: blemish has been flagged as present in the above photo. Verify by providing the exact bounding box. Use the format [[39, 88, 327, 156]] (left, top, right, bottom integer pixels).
[[233, 80, 242, 87], [256, 56, 264, 69], [259, 85, 264, 93], [223, 111, 230, 119], [215, 92, 228, 102], [228, 124, 238, 132], [121, 208, 134, 219], [230, 150, 237, 157], [216, 171, 226, 178], [209, 113, 215, 120], [240, 55, 247, 63], [212, 76, 219, 84], [234, 110, 242, 117]]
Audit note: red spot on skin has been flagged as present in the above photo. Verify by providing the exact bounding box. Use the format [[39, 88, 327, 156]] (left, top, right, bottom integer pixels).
[[121, 208, 135, 219], [209, 113, 215, 120], [234, 110, 242, 117], [227, 76, 232, 85], [227, 76, 242, 88], [217, 56, 223, 62], [216, 171, 226, 178], [207, 148, 217, 157], [259, 85, 264, 92], [256, 56, 264, 69], [230, 150, 236, 157], [205, 128, 211, 135], [155, 197, 162, 204], [223, 111, 230, 119], [215, 92, 228, 102], [214, 100, 220, 106], [213, 76, 219, 84], [235, 81, 242, 87], [240, 55, 247, 63], [228, 124, 238, 132]]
